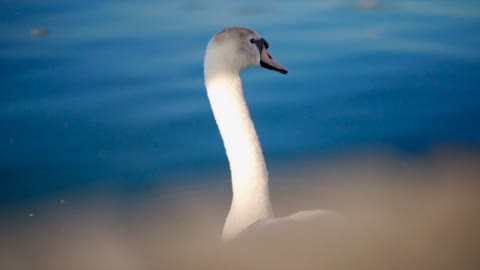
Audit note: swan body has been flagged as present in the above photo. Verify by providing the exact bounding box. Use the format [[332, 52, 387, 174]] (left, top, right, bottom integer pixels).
[[204, 27, 337, 241]]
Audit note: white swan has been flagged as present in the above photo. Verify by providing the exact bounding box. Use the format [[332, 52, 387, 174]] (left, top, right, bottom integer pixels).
[[204, 27, 338, 241]]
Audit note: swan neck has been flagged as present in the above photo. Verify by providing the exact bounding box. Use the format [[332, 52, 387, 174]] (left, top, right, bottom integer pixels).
[[204, 69, 273, 240]]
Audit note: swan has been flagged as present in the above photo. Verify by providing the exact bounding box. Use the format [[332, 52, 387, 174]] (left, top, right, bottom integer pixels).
[[204, 27, 338, 241]]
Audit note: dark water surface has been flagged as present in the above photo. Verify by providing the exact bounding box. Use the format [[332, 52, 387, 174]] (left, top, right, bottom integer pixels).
[[1, 0, 480, 204]]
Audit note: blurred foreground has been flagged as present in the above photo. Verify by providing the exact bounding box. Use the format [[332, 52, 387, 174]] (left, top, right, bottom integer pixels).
[[1, 150, 479, 270]]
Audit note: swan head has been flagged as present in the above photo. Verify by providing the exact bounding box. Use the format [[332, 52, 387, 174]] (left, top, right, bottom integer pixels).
[[204, 27, 288, 75]]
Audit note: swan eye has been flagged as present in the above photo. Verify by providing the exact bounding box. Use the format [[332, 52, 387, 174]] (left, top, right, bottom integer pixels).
[[250, 38, 255, 44]]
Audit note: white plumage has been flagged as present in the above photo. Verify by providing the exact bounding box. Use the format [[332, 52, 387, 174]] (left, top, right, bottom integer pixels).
[[204, 27, 338, 241]]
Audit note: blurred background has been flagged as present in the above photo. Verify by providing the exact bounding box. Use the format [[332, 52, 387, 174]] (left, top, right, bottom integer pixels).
[[0, 0, 480, 269], [1, 0, 479, 206], [1, 1, 480, 268]]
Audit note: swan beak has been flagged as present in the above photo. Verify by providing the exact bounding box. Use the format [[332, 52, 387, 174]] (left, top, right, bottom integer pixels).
[[260, 46, 288, 74]]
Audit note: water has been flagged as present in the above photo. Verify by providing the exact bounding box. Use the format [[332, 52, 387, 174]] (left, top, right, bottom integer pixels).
[[1, 0, 480, 204]]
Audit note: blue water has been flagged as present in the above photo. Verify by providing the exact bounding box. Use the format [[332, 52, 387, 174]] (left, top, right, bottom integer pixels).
[[1, 0, 480, 204]]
